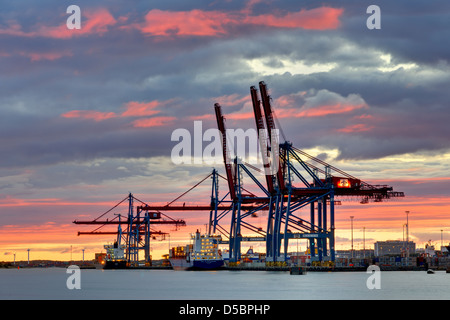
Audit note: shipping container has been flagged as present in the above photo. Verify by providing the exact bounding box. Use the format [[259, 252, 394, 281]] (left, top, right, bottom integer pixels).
[[319, 177, 361, 188]]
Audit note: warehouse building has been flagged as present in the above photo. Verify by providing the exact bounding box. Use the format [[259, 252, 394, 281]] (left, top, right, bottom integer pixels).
[[374, 240, 415, 256]]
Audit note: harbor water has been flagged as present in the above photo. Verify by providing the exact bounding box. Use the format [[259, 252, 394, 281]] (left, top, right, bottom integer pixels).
[[1, 268, 450, 300]]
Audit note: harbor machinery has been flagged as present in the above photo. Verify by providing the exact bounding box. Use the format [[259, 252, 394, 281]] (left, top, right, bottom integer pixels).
[[73, 81, 404, 267], [140, 81, 404, 266], [73, 193, 186, 266]]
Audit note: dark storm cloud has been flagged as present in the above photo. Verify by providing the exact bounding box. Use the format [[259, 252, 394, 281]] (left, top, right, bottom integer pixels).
[[0, 113, 177, 169], [248, 45, 449, 146], [338, 0, 450, 65], [1, 0, 450, 170]]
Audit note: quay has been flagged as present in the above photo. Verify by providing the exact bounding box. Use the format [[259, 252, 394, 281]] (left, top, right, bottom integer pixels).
[[225, 264, 427, 272]]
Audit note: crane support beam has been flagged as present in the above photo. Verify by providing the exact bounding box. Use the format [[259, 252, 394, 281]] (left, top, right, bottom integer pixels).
[[77, 231, 167, 236], [137, 202, 272, 211], [73, 219, 185, 225]]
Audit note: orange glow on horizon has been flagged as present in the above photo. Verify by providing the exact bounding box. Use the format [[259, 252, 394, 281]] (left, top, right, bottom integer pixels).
[[1, 193, 449, 262], [0, 197, 121, 208]]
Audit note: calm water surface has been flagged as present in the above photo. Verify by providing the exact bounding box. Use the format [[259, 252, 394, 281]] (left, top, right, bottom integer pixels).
[[0, 268, 449, 300]]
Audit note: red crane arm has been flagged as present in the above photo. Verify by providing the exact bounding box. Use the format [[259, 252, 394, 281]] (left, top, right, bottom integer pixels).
[[250, 85, 275, 194], [214, 103, 236, 200], [259, 81, 285, 191], [73, 219, 185, 225]]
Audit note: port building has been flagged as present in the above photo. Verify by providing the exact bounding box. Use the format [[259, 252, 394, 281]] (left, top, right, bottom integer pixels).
[[374, 240, 415, 256]]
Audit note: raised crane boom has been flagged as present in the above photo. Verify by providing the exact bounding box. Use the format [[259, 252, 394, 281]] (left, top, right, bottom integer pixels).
[[250, 85, 275, 194], [259, 81, 285, 192], [214, 103, 236, 200]]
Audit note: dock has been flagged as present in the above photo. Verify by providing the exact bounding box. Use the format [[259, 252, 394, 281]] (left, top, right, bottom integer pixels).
[[225, 263, 427, 272]]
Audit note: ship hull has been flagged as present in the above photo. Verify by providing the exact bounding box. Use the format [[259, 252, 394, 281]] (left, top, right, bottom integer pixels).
[[170, 258, 224, 271], [169, 258, 192, 270], [103, 260, 128, 269]]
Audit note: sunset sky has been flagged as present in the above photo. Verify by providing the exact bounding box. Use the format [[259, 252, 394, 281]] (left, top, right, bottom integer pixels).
[[1, 0, 450, 262]]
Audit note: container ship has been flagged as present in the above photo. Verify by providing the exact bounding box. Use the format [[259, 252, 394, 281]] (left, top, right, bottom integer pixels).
[[103, 241, 128, 269], [169, 230, 224, 270]]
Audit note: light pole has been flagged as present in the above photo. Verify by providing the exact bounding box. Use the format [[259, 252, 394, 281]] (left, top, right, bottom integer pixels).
[[168, 234, 171, 252], [405, 211, 410, 260], [402, 223, 407, 257], [350, 216, 354, 259], [363, 227, 366, 259]]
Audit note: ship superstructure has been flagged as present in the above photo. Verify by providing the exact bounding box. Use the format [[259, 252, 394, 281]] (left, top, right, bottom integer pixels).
[[169, 230, 224, 270], [103, 241, 127, 269]]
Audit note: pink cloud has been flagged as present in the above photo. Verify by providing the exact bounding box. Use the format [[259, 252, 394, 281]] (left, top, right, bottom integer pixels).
[[276, 103, 367, 119], [213, 94, 250, 107], [37, 8, 117, 39], [0, 5, 342, 40], [121, 101, 163, 117], [274, 92, 307, 108], [0, 20, 30, 37], [189, 93, 363, 122], [189, 94, 251, 120], [61, 99, 177, 128], [189, 114, 215, 121], [0, 196, 117, 208], [226, 112, 255, 120], [132, 116, 176, 128], [61, 110, 117, 121], [139, 9, 234, 37], [337, 123, 375, 133], [245, 7, 343, 30], [134, 6, 343, 37], [0, 50, 72, 61], [22, 50, 73, 61], [0, 8, 117, 39], [353, 114, 374, 120]]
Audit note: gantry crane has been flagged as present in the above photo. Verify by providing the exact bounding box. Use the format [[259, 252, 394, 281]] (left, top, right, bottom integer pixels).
[[200, 82, 404, 264], [211, 81, 404, 264], [73, 193, 186, 265], [94, 81, 404, 267]]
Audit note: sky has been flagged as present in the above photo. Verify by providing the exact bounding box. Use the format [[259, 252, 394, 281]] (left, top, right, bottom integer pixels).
[[1, 0, 450, 262]]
